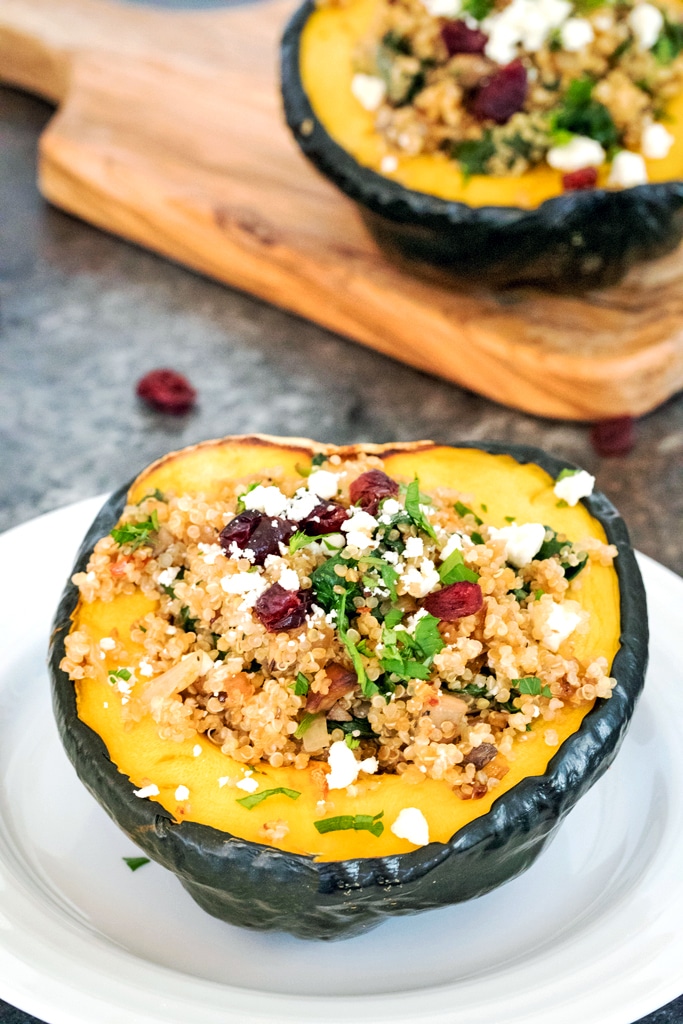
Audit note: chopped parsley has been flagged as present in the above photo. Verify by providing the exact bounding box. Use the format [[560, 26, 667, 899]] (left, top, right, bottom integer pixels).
[[359, 554, 399, 601], [136, 489, 166, 505], [556, 467, 580, 482], [236, 787, 301, 810], [462, 0, 493, 18], [177, 605, 198, 633], [111, 510, 159, 550], [379, 612, 444, 682], [235, 481, 259, 513], [123, 856, 150, 871], [550, 77, 619, 151], [334, 717, 377, 739], [345, 734, 360, 749], [311, 453, 327, 466], [504, 516, 516, 523], [454, 501, 483, 525], [404, 478, 437, 541], [455, 131, 495, 178], [439, 547, 479, 584], [294, 712, 319, 738], [471, 531, 485, 546], [314, 811, 384, 838], [512, 676, 552, 698], [291, 672, 310, 696], [556, 500, 569, 509], [652, 16, 683, 64]]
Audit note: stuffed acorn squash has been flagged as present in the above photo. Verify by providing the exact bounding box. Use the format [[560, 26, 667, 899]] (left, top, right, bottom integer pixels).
[[50, 436, 647, 940], [281, 0, 683, 287]]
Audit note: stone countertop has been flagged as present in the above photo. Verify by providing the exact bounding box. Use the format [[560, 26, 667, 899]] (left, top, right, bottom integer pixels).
[[0, 81, 681, 1024]]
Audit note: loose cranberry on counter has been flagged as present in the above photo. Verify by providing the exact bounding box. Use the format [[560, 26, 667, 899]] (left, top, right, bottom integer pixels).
[[441, 19, 488, 55], [471, 60, 527, 124], [423, 581, 483, 620], [219, 511, 296, 565], [349, 470, 399, 515], [562, 167, 598, 191], [300, 501, 350, 535], [254, 583, 312, 632], [136, 369, 196, 414], [590, 416, 636, 457]]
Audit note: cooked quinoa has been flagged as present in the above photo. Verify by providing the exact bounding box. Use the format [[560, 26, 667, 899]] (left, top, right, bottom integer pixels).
[[347, 0, 683, 183], [62, 453, 617, 802]]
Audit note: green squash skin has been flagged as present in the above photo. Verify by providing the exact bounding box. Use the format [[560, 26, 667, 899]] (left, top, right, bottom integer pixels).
[[49, 442, 648, 941], [280, 1, 683, 291]]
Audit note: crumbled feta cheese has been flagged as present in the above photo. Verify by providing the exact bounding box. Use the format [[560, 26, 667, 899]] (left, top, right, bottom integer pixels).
[[383, 549, 400, 564], [286, 488, 320, 522], [351, 74, 386, 112], [560, 17, 594, 50], [277, 566, 300, 591], [544, 602, 582, 652], [307, 470, 340, 500], [103, 702, 109, 709], [404, 535, 424, 560], [642, 122, 674, 159], [133, 784, 160, 799], [326, 741, 378, 790], [405, 607, 430, 632], [99, 637, 116, 651], [422, 0, 461, 17], [175, 785, 190, 801], [342, 509, 379, 552], [629, 2, 664, 49], [390, 807, 430, 847], [607, 150, 648, 187], [484, 0, 571, 63], [381, 498, 402, 516], [236, 776, 259, 793], [440, 533, 463, 560], [166, 625, 177, 635], [242, 484, 289, 517], [225, 540, 255, 563], [380, 154, 398, 173], [220, 570, 268, 608], [198, 542, 223, 565], [193, 744, 202, 757], [400, 558, 441, 598], [553, 469, 595, 506], [218, 776, 230, 788], [138, 658, 154, 677], [157, 566, 180, 588], [547, 135, 605, 172], [593, 12, 613, 30], [489, 522, 546, 568]]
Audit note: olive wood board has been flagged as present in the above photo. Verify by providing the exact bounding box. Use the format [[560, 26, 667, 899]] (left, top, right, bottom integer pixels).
[[2, 0, 683, 421]]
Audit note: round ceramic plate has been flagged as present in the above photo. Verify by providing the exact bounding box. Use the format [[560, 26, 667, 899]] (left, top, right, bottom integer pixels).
[[0, 498, 681, 1024]]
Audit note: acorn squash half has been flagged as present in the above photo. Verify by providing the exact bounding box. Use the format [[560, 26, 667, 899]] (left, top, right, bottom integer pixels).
[[49, 436, 647, 940], [280, 0, 683, 289]]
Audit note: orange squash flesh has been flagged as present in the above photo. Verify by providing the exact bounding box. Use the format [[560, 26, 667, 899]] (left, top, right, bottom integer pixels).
[[72, 441, 620, 860], [300, 0, 683, 209]]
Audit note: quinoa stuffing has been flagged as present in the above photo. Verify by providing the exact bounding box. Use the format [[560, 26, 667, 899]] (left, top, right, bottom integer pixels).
[[62, 453, 617, 804], [346, 0, 683, 185]]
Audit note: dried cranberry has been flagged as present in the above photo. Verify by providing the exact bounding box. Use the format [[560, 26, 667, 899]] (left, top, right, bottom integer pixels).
[[219, 511, 262, 552], [254, 583, 312, 632], [441, 19, 487, 55], [219, 512, 296, 565], [590, 417, 636, 457], [136, 369, 196, 414], [562, 167, 598, 191], [423, 581, 483, 620], [300, 501, 350, 535], [349, 470, 399, 514], [471, 60, 527, 124]]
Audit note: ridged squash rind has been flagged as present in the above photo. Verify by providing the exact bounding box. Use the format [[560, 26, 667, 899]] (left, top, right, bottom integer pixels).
[[280, 0, 683, 290], [49, 438, 648, 940]]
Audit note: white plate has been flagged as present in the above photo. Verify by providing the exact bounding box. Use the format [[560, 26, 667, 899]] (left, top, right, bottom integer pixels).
[[0, 497, 681, 1024]]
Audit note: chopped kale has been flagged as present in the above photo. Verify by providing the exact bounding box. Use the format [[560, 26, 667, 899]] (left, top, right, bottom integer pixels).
[[550, 77, 619, 150], [454, 131, 495, 178], [652, 17, 683, 64]]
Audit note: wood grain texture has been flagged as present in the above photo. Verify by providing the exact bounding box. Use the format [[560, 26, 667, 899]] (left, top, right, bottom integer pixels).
[[1, 0, 682, 420]]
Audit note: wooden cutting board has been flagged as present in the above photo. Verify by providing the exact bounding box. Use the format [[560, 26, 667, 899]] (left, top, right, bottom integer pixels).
[[2, 0, 683, 421]]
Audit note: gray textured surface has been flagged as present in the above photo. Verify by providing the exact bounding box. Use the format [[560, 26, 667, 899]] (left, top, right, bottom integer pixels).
[[0, 69, 682, 1024]]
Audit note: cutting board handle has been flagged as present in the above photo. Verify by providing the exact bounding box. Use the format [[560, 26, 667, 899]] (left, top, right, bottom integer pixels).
[[0, 0, 223, 103]]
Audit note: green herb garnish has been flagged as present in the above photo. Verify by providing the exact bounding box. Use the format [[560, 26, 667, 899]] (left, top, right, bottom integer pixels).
[[550, 77, 619, 150], [556, 468, 579, 482], [294, 713, 319, 739], [136, 489, 166, 505], [123, 856, 150, 871], [470, 531, 485, 546], [454, 501, 483, 525], [379, 612, 444, 682], [455, 131, 495, 178], [314, 811, 384, 838], [289, 531, 328, 554], [108, 668, 131, 684], [652, 17, 683, 64], [292, 672, 309, 696], [236, 787, 301, 810], [111, 510, 159, 550], [462, 0, 494, 18], [345, 734, 360, 749], [439, 547, 479, 584], [404, 478, 437, 540], [512, 676, 552, 698]]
